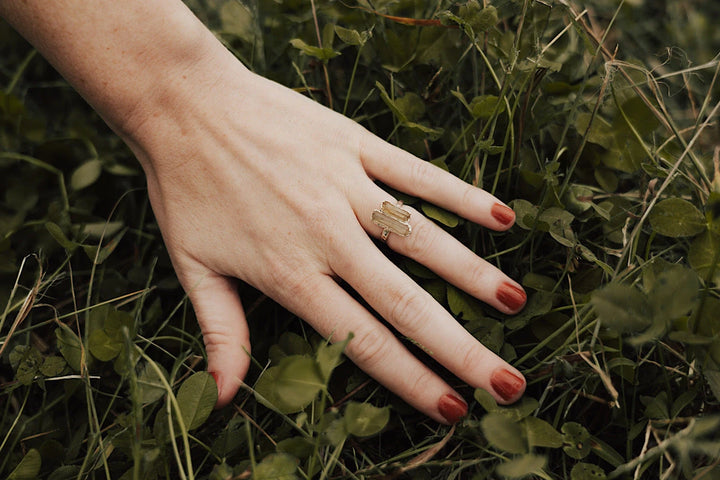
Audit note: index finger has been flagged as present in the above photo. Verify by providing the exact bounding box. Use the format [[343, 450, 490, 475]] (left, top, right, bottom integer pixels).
[[359, 132, 516, 231]]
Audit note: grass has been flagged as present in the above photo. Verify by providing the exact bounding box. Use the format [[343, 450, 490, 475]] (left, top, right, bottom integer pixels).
[[1, 0, 720, 478]]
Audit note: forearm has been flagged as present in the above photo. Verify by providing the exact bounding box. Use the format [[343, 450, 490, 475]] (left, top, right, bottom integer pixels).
[[0, 0, 244, 140]]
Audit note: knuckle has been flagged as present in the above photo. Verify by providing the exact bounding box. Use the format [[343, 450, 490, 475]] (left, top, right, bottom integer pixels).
[[408, 160, 435, 191], [389, 286, 431, 335], [460, 184, 477, 210], [458, 342, 491, 375], [406, 368, 437, 400], [264, 261, 316, 302], [466, 260, 492, 291], [402, 218, 438, 259], [348, 327, 391, 368]]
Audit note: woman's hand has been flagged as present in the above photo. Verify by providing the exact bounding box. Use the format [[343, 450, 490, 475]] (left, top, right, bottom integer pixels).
[[0, 0, 526, 424], [128, 52, 526, 424]]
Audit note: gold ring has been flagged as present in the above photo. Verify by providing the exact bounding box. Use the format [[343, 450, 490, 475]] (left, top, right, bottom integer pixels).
[[372, 200, 412, 241]]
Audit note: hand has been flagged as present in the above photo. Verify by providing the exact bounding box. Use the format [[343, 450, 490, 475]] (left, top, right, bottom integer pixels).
[[127, 54, 527, 424]]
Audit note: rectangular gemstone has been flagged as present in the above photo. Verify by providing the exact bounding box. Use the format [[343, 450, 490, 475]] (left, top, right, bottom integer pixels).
[[372, 210, 412, 236], [381, 201, 411, 222]]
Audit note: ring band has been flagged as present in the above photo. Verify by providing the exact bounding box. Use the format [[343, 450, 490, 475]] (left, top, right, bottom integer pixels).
[[372, 200, 412, 241]]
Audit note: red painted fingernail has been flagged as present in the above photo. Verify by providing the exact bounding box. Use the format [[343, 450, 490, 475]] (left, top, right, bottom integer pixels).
[[490, 368, 525, 402], [438, 394, 468, 424], [496, 282, 526, 311], [491, 203, 515, 226]]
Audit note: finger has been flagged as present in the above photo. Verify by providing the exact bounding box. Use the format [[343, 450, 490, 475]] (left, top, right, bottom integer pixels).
[[182, 270, 251, 408], [359, 132, 516, 231], [278, 272, 469, 424], [331, 233, 526, 405], [356, 187, 526, 314]]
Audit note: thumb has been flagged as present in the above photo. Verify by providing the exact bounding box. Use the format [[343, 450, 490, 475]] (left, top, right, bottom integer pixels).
[[183, 272, 251, 408]]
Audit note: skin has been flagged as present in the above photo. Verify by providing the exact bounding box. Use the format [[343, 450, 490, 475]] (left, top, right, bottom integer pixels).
[[0, 0, 527, 423]]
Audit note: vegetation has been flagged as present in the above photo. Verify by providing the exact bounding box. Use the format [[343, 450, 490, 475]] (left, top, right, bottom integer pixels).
[[1, 0, 719, 478]]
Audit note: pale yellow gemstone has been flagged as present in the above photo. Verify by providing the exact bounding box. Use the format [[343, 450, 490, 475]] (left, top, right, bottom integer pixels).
[[372, 202, 412, 237], [380, 201, 411, 222]]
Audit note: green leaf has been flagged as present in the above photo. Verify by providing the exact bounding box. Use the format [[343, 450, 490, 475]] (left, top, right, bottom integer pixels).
[[495, 453, 546, 479], [591, 283, 651, 334], [505, 291, 553, 330], [375, 82, 444, 139], [344, 402, 390, 437], [524, 416, 564, 448], [522, 273, 556, 292], [689, 231, 720, 284], [511, 199, 539, 230], [422, 203, 459, 227], [255, 356, 325, 413], [375, 81, 406, 122], [395, 92, 425, 122], [47, 466, 81, 480], [474, 388, 499, 412], [271, 332, 313, 362], [177, 371, 218, 430], [571, 463, 607, 480], [323, 416, 348, 447], [448, 285, 484, 321], [458, 1, 499, 33], [565, 185, 594, 214], [82, 220, 124, 239], [562, 422, 591, 459], [648, 197, 706, 237], [481, 412, 527, 454], [469, 95, 506, 119], [82, 227, 127, 264], [9, 345, 30, 370], [647, 266, 698, 320], [15, 347, 43, 385], [277, 437, 314, 459], [595, 168, 619, 193], [45, 222, 79, 251], [334, 25, 371, 46], [289, 38, 339, 63], [70, 159, 102, 190], [88, 329, 123, 362], [219, 1, 254, 41], [590, 436, 625, 467], [394, 92, 425, 122], [540, 208, 576, 247], [209, 462, 234, 480], [8, 448, 41, 480], [703, 370, 720, 402], [474, 389, 539, 421], [39, 356, 67, 377], [254, 453, 299, 480], [55, 324, 83, 371], [641, 391, 669, 419], [618, 96, 659, 137], [671, 389, 698, 418], [137, 361, 168, 405], [316, 333, 352, 382]]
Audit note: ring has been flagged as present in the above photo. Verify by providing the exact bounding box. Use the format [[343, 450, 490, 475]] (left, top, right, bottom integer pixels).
[[372, 200, 412, 241]]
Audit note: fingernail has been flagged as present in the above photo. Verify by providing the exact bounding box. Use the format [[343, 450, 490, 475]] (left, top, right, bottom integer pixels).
[[496, 282, 526, 311], [438, 394, 468, 424], [491, 203, 515, 226], [490, 368, 525, 402], [209, 371, 222, 397]]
